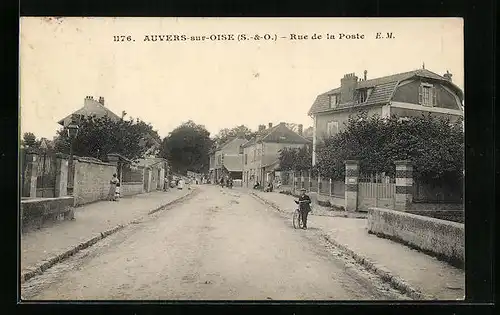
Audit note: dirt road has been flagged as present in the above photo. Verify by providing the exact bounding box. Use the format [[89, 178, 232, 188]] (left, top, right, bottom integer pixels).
[[22, 186, 406, 300]]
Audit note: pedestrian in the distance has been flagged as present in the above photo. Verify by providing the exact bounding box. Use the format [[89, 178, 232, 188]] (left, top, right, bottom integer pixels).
[[109, 173, 119, 201]]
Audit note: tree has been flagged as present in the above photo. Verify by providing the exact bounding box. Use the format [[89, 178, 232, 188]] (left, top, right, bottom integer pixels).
[[316, 112, 464, 184], [22, 132, 40, 149], [53, 115, 159, 161], [160, 120, 213, 175], [213, 125, 256, 147], [278, 145, 312, 172]]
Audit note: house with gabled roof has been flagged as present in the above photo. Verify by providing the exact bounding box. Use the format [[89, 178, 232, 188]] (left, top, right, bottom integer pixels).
[[208, 135, 248, 184], [242, 122, 311, 188], [57, 96, 121, 127], [308, 67, 464, 165]]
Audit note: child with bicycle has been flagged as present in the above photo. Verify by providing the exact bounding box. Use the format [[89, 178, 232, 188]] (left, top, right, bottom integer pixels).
[[295, 188, 312, 229]]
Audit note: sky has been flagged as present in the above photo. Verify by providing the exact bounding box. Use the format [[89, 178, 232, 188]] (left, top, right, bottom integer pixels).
[[20, 17, 464, 140]]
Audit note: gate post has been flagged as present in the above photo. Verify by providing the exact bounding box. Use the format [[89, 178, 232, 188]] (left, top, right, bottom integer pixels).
[[394, 160, 413, 211], [308, 170, 311, 192], [344, 160, 359, 212], [329, 178, 332, 196], [55, 155, 69, 197], [23, 151, 39, 198], [317, 173, 321, 193]]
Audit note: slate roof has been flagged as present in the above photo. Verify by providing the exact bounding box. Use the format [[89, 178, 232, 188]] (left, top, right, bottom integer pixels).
[[242, 123, 310, 148], [58, 103, 121, 125], [308, 69, 464, 115]]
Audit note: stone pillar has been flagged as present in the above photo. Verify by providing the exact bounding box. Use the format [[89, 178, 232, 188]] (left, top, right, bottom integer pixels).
[[329, 178, 332, 196], [160, 168, 165, 189], [344, 160, 359, 212], [23, 152, 39, 198], [148, 169, 152, 192], [55, 157, 69, 197], [394, 160, 413, 211], [317, 173, 321, 193], [308, 170, 312, 192]]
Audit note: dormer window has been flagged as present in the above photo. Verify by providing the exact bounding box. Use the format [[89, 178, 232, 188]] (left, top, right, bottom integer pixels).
[[356, 88, 373, 103], [329, 94, 340, 108], [419, 83, 437, 107]]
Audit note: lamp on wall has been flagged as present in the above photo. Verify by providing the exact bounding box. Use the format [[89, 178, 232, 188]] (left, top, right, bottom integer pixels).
[[67, 122, 80, 138]]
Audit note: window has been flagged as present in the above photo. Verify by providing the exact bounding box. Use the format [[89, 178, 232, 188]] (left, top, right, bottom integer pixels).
[[244, 154, 248, 165], [327, 121, 339, 137], [329, 94, 340, 108], [356, 88, 373, 103], [419, 83, 437, 107]]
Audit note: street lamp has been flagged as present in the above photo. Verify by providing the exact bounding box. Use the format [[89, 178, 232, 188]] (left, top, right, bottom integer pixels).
[[67, 122, 79, 191]]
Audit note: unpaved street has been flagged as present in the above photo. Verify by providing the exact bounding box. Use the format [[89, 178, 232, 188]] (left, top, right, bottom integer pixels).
[[22, 186, 406, 300]]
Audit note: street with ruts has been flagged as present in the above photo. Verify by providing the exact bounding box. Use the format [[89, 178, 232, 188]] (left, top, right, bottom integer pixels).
[[22, 185, 414, 300]]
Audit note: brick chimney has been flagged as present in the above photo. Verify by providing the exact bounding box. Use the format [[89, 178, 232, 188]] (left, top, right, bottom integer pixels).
[[297, 124, 303, 136], [268, 122, 273, 128], [98, 96, 105, 105], [364, 70, 367, 81], [340, 73, 358, 103], [443, 70, 453, 82], [84, 96, 94, 107]]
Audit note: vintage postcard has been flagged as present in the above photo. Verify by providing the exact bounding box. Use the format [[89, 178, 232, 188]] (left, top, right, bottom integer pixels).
[[19, 17, 464, 301]]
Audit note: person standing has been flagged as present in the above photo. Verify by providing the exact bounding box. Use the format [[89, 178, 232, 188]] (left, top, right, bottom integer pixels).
[[109, 173, 119, 201], [295, 188, 312, 229]]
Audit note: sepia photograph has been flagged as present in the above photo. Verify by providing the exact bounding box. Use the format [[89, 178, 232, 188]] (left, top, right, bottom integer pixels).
[[19, 17, 464, 301]]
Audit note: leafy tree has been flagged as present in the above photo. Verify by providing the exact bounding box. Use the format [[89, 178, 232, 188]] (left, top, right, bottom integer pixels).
[[316, 112, 464, 184], [278, 145, 312, 173], [213, 125, 256, 147], [22, 132, 40, 149], [160, 120, 213, 175], [54, 115, 159, 161]]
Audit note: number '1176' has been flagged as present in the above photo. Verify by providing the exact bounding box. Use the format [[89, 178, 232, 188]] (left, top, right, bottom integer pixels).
[[113, 35, 133, 42]]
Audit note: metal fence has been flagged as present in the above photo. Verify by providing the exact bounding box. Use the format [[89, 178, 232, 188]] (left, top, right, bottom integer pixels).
[[36, 151, 58, 198]]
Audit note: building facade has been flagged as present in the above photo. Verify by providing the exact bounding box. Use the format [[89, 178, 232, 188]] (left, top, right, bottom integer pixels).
[[208, 136, 247, 184], [58, 96, 121, 127], [242, 122, 310, 188], [308, 68, 464, 165]]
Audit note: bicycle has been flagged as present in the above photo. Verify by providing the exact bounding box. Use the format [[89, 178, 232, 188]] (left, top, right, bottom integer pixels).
[[292, 199, 309, 229], [292, 208, 304, 229]]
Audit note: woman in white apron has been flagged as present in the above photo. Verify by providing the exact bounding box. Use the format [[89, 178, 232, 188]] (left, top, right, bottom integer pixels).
[[177, 178, 185, 190]]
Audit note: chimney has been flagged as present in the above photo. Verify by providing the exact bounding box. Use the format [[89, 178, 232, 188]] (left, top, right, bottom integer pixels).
[[364, 70, 367, 81], [340, 72, 358, 103], [443, 70, 453, 82], [298, 124, 303, 136], [268, 122, 273, 129], [84, 95, 94, 107], [258, 124, 266, 132], [98, 96, 105, 105]]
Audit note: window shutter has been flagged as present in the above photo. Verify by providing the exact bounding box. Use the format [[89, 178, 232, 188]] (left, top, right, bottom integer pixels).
[[432, 87, 437, 106], [418, 85, 423, 104]]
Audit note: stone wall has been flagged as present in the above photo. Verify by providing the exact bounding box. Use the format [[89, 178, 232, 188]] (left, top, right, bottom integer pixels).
[[73, 158, 117, 206], [21, 196, 75, 233], [367, 207, 464, 267], [120, 182, 144, 197]]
